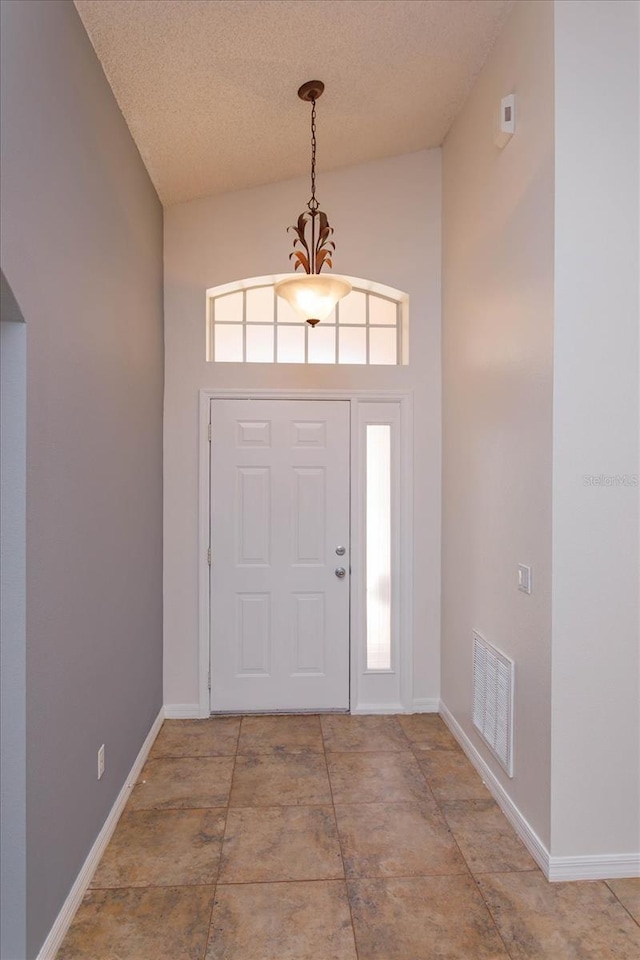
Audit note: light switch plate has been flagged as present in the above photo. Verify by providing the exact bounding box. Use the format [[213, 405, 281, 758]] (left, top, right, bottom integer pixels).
[[495, 93, 516, 148], [517, 564, 532, 594]]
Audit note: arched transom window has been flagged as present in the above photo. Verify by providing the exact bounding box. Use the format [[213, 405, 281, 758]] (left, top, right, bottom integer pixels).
[[206, 276, 408, 365]]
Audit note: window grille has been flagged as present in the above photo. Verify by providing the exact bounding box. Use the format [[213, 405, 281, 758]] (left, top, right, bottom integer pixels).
[[206, 278, 407, 365]]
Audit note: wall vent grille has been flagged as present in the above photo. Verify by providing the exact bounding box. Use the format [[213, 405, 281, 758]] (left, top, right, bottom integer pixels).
[[472, 632, 514, 777]]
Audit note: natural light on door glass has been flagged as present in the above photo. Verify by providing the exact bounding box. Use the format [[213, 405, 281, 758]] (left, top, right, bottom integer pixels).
[[369, 297, 397, 326], [339, 290, 366, 324], [246, 286, 274, 323], [246, 326, 274, 363], [366, 425, 392, 671], [339, 326, 366, 364], [308, 326, 336, 364], [214, 291, 243, 324], [370, 327, 397, 365], [214, 323, 243, 362], [209, 282, 403, 364], [277, 325, 305, 363]]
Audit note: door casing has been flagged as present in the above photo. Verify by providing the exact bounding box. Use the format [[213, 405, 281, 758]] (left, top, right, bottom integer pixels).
[[198, 388, 414, 717]]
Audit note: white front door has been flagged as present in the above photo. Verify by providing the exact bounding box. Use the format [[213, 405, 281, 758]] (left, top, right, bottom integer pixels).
[[209, 399, 350, 712]]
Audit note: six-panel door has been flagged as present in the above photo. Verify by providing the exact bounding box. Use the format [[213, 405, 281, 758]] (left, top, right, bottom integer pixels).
[[209, 399, 350, 711]]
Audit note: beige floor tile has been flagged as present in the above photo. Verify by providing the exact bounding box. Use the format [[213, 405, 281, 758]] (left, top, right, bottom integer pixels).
[[348, 875, 509, 959], [441, 799, 537, 874], [335, 800, 468, 878], [237, 714, 323, 755], [607, 877, 640, 923], [230, 753, 332, 806], [57, 712, 640, 960], [128, 757, 234, 810], [55, 885, 215, 960], [477, 871, 640, 959], [219, 805, 344, 882], [321, 714, 410, 752], [417, 747, 491, 801], [150, 717, 240, 758], [328, 751, 432, 804], [398, 713, 460, 750], [89, 808, 226, 888], [206, 880, 357, 960]]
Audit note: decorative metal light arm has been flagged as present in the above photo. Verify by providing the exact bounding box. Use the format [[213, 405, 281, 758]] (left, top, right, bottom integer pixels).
[[276, 80, 351, 326], [289, 209, 335, 275], [287, 83, 336, 276]]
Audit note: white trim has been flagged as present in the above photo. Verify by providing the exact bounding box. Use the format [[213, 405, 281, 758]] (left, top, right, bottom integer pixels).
[[198, 391, 212, 718], [351, 400, 411, 713], [349, 699, 440, 716], [36, 708, 164, 960], [548, 853, 640, 882], [439, 700, 640, 882], [206, 273, 408, 302], [399, 398, 414, 712], [199, 388, 414, 718], [351, 702, 405, 715], [411, 698, 440, 713], [199, 389, 415, 400], [205, 275, 408, 367], [163, 703, 202, 719], [439, 700, 551, 876], [349, 400, 364, 715]]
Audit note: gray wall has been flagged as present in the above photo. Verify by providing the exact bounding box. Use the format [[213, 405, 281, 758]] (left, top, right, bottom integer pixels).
[[442, 0, 639, 864], [551, 0, 639, 859], [0, 2, 164, 956], [441, 0, 554, 846]]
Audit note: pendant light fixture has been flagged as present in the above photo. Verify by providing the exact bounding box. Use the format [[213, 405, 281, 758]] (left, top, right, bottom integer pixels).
[[275, 81, 352, 326]]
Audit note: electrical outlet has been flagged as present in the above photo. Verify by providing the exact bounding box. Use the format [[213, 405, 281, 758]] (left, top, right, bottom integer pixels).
[[97, 744, 105, 780]]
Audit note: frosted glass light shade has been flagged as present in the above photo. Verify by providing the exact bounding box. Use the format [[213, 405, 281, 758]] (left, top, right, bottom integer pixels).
[[275, 274, 352, 326]]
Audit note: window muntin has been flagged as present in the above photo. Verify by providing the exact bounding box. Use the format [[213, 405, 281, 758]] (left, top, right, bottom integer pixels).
[[206, 279, 406, 364]]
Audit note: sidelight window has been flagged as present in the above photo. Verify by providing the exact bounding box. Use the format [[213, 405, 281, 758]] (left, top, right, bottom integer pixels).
[[366, 425, 392, 670]]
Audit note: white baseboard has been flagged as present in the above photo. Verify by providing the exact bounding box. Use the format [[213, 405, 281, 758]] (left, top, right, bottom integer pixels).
[[352, 700, 440, 715], [163, 703, 203, 719], [165, 701, 441, 718], [36, 707, 165, 960], [439, 700, 640, 883], [411, 698, 440, 713], [351, 702, 405, 715], [439, 700, 551, 876], [548, 853, 640, 881]]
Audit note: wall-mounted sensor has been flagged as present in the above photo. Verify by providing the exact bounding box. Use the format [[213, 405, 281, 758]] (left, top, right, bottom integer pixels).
[[495, 93, 516, 148]]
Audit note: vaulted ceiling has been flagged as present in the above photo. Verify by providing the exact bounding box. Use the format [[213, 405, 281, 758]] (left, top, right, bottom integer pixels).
[[75, 0, 513, 206]]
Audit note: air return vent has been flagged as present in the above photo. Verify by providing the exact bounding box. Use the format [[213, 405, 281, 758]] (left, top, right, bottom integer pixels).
[[473, 632, 514, 777]]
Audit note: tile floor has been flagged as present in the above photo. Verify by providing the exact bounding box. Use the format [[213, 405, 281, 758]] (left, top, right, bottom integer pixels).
[[56, 713, 640, 960]]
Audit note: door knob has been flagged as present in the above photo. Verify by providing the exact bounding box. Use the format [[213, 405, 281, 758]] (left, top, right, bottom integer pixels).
[[335, 545, 346, 556], [335, 567, 346, 579]]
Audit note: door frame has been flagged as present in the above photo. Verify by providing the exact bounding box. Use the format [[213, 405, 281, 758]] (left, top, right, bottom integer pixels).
[[197, 388, 414, 718]]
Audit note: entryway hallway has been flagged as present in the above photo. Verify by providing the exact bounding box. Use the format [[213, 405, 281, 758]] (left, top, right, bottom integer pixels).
[[56, 714, 640, 959]]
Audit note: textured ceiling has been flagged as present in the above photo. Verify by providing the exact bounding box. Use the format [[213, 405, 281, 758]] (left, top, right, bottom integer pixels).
[[74, 0, 513, 206]]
